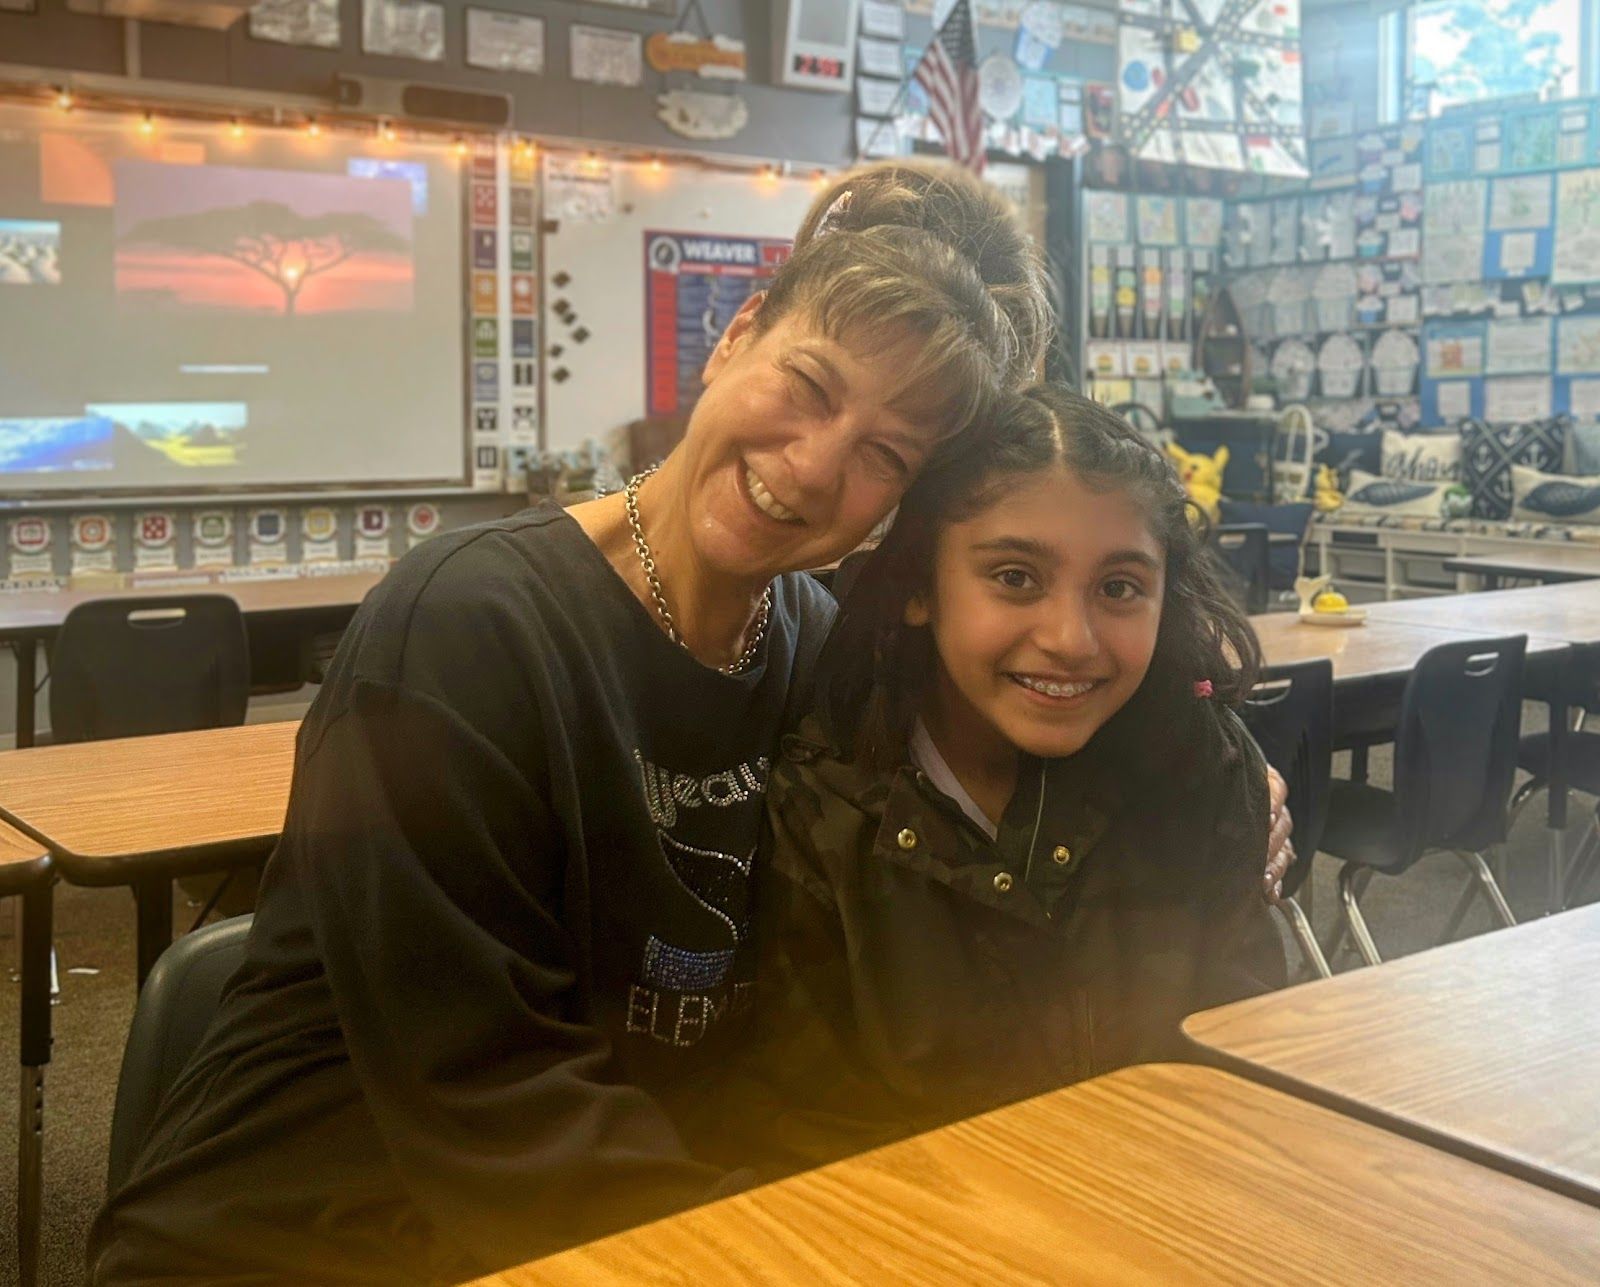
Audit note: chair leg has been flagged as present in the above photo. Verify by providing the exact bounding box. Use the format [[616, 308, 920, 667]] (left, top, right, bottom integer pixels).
[[1337, 865, 1384, 967], [1322, 865, 1373, 963], [1562, 815, 1600, 905], [1439, 876, 1481, 944], [1276, 896, 1332, 979], [1452, 850, 1517, 929]]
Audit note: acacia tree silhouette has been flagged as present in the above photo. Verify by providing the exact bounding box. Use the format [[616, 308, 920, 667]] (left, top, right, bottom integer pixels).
[[121, 199, 411, 314]]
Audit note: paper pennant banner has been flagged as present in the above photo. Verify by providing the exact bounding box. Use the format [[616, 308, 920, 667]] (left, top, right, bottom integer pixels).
[[301, 506, 340, 563], [69, 513, 114, 575]]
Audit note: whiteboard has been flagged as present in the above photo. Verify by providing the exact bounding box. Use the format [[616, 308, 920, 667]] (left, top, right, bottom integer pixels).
[[0, 104, 465, 495], [540, 154, 817, 452]]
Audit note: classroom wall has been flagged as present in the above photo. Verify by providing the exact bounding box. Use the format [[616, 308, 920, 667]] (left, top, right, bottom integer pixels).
[[0, 0, 864, 165], [0, 489, 521, 745]]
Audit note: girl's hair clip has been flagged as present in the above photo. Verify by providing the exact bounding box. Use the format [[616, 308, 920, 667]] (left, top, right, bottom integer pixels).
[[1193, 679, 1214, 698], [816, 189, 853, 238]]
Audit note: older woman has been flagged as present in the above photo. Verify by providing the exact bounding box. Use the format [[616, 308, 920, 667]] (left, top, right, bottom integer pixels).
[[91, 162, 1288, 1285]]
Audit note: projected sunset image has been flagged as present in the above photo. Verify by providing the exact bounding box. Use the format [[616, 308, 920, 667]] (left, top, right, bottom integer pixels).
[[0, 416, 113, 472], [114, 161, 415, 314]]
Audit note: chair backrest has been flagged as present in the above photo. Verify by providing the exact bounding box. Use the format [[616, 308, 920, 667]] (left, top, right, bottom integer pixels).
[[107, 914, 253, 1195], [1393, 635, 1527, 864], [1239, 659, 1334, 897], [50, 595, 249, 743], [1213, 523, 1270, 614]]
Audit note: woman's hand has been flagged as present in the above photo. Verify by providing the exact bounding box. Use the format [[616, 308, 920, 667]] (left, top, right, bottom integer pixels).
[[1264, 765, 1294, 907]]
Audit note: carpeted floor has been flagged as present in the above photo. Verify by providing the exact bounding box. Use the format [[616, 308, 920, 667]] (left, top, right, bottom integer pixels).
[[1, 710, 1596, 1287]]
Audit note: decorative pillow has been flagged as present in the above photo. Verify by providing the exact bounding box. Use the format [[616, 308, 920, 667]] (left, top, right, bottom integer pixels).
[[1313, 428, 1382, 490], [1381, 429, 1462, 483], [1511, 465, 1600, 525], [1341, 469, 1455, 518], [1460, 416, 1570, 520], [1569, 420, 1600, 476], [1217, 499, 1314, 589]]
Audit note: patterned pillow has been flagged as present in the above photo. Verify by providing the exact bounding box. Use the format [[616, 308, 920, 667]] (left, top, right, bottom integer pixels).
[[1381, 429, 1462, 483], [1570, 420, 1600, 475], [1460, 416, 1570, 520], [1341, 469, 1454, 518], [1511, 465, 1600, 525]]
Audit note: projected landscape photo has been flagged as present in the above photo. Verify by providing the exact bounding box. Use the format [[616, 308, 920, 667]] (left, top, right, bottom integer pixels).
[[114, 161, 415, 314], [87, 401, 249, 467], [0, 220, 62, 284], [0, 416, 113, 472]]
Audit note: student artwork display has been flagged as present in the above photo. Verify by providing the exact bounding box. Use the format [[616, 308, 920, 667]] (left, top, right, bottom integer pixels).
[[1552, 168, 1600, 286], [407, 501, 441, 548], [8, 516, 52, 578], [1421, 180, 1486, 285], [249, 0, 340, 48], [362, 0, 444, 60], [66, 513, 113, 576], [133, 511, 177, 573], [570, 24, 643, 88], [248, 509, 289, 567], [466, 9, 545, 74], [355, 506, 393, 560], [192, 510, 234, 569], [301, 507, 341, 563]]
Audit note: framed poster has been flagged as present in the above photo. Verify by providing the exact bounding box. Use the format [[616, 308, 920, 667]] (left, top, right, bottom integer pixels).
[[466, 9, 544, 74]]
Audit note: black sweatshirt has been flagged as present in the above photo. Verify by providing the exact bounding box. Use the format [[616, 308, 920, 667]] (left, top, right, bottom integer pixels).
[[89, 502, 835, 1285]]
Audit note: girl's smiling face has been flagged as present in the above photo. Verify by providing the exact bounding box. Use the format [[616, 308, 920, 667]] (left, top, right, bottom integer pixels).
[[907, 463, 1166, 764]]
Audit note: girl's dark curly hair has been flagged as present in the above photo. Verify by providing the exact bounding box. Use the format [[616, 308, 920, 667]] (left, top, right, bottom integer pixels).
[[816, 383, 1262, 773]]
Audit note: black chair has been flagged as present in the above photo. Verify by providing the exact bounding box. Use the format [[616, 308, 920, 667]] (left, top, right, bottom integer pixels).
[[1503, 641, 1600, 910], [1214, 523, 1270, 614], [50, 595, 249, 743], [1320, 635, 1527, 967], [106, 914, 253, 1195], [1239, 659, 1334, 977]]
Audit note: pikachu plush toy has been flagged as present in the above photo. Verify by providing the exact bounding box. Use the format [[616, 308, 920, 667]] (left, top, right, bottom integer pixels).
[[1165, 442, 1228, 524]]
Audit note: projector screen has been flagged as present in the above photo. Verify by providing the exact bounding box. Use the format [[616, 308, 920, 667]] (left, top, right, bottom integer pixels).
[[0, 106, 466, 495]]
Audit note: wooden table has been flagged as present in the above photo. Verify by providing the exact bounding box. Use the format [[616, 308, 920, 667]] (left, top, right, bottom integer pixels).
[[1, 825, 51, 1287], [1185, 903, 1600, 1209], [0, 571, 381, 747], [467, 1064, 1600, 1285], [1445, 546, 1600, 589], [0, 719, 298, 984]]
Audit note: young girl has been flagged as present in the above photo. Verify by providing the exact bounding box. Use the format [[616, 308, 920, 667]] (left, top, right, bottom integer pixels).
[[716, 383, 1287, 1173]]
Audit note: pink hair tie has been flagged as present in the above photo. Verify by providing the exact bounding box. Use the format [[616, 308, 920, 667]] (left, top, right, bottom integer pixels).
[[1193, 679, 1214, 698]]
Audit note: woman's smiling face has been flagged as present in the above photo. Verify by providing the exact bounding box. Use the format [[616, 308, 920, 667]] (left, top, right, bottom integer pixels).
[[673, 296, 949, 581], [909, 464, 1166, 764]]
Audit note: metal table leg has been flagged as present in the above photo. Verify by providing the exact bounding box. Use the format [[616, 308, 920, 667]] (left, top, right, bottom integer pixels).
[[17, 884, 52, 1287], [134, 876, 174, 990], [1547, 667, 1570, 916], [14, 639, 36, 750]]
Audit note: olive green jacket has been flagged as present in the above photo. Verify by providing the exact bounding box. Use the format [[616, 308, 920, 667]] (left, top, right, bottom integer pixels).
[[704, 699, 1286, 1178]]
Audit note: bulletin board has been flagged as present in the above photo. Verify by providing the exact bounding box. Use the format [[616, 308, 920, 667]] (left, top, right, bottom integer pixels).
[[539, 155, 816, 453]]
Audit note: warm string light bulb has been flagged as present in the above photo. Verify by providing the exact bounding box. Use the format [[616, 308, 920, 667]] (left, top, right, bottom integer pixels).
[[649, 155, 664, 173], [379, 119, 397, 143], [54, 86, 73, 112], [453, 135, 469, 158], [229, 117, 245, 140], [305, 117, 321, 137], [138, 112, 155, 138]]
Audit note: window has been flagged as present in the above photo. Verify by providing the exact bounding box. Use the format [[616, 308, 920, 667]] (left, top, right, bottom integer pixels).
[[1407, 0, 1586, 115]]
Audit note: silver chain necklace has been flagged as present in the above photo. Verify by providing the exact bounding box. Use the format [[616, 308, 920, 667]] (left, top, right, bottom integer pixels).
[[624, 465, 772, 676]]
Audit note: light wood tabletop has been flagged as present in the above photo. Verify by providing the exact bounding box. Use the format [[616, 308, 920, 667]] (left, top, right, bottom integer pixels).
[[1445, 547, 1600, 586], [466, 1064, 1600, 1286], [0, 719, 298, 882], [0, 822, 48, 896], [1186, 904, 1600, 1208], [1249, 611, 1566, 682], [1363, 579, 1600, 644], [0, 571, 384, 636]]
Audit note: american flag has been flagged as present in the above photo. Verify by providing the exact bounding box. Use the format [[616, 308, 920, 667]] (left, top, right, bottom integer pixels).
[[914, 0, 985, 174]]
